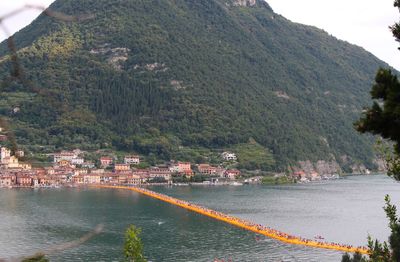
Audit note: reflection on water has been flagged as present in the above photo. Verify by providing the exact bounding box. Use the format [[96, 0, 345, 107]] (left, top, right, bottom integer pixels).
[[0, 175, 398, 261]]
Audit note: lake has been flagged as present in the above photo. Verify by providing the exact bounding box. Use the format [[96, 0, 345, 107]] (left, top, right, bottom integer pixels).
[[0, 175, 399, 261]]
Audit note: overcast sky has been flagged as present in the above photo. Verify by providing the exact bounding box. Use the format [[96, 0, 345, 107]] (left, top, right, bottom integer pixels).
[[0, 0, 399, 69]]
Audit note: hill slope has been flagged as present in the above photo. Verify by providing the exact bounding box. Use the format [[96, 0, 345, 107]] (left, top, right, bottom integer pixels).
[[0, 0, 387, 170]]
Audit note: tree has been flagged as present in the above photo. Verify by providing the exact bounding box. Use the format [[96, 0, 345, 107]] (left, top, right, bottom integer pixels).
[[341, 252, 365, 262], [123, 225, 146, 262], [342, 196, 399, 262], [348, 1, 400, 261], [355, 1, 400, 181]]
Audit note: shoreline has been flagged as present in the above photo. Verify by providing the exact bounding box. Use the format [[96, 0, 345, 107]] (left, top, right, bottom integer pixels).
[[0, 173, 386, 189]]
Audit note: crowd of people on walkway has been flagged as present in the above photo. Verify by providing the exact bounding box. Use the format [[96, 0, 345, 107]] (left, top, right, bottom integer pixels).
[[102, 185, 369, 254]]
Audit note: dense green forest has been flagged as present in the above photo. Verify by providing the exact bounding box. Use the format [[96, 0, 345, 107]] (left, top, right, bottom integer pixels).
[[0, 0, 391, 170]]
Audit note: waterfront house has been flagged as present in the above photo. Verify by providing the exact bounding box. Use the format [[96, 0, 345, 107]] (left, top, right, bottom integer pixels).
[[310, 172, 321, 181], [0, 176, 12, 187], [215, 167, 227, 177], [124, 155, 140, 165], [36, 175, 48, 186], [103, 173, 120, 184], [72, 175, 84, 184], [293, 171, 307, 180], [148, 168, 172, 181], [183, 169, 194, 178], [224, 169, 241, 180], [177, 162, 191, 173], [16, 174, 32, 187], [117, 174, 128, 184], [84, 174, 101, 184], [132, 169, 150, 183], [197, 164, 217, 175], [127, 174, 141, 185]]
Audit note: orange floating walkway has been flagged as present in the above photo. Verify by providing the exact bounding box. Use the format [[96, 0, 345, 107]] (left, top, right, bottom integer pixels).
[[97, 185, 369, 255]]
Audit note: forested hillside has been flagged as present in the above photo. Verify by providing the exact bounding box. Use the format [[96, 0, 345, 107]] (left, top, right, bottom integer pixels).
[[0, 0, 389, 170]]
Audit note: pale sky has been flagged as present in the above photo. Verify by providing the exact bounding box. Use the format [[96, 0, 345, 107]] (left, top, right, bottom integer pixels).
[[0, 0, 399, 69]]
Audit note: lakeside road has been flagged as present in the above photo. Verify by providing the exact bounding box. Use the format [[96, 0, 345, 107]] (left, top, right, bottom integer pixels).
[[96, 184, 369, 255]]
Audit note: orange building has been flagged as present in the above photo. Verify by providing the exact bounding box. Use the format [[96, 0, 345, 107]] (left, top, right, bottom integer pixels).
[[115, 163, 130, 171], [177, 162, 191, 173], [16, 175, 32, 186], [197, 164, 217, 175]]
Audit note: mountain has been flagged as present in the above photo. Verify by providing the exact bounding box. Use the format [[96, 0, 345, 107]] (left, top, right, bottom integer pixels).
[[0, 0, 389, 170]]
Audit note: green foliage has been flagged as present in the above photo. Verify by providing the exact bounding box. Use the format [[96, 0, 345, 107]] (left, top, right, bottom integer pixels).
[[172, 174, 189, 183], [360, 195, 400, 262], [342, 196, 400, 262], [383, 195, 400, 261], [0, 0, 388, 169], [148, 177, 167, 183], [341, 252, 365, 262], [124, 225, 146, 262], [261, 175, 295, 185], [355, 68, 400, 155], [22, 254, 49, 262], [190, 174, 208, 183], [350, 2, 400, 262], [373, 139, 400, 181], [391, 0, 400, 44], [355, 0, 400, 179], [356, 70, 400, 179], [232, 139, 275, 171]]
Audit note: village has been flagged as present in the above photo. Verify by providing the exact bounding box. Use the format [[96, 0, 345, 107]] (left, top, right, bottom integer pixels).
[[0, 147, 248, 188]]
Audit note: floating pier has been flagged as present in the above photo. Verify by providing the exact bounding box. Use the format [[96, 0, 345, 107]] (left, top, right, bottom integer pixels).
[[97, 185, 369, 255]]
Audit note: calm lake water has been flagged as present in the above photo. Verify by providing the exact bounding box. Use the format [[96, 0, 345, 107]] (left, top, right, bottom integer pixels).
[[0, 175, 399, 261]]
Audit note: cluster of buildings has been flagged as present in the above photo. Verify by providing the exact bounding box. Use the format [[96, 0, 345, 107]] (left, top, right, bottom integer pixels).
[[0, 148, 241, 188]]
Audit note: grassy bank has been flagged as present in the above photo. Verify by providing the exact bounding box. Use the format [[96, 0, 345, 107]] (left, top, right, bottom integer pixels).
[[261, 176, 296, 185]]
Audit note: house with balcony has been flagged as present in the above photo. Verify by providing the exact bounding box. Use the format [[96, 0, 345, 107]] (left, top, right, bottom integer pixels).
[[124, 155, 140, 165], [100, 156, 113, 168], [115, 163, 130, 172]]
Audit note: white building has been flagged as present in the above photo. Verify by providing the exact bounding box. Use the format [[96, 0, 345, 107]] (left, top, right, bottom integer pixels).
[[222, 152, 237, 161], [1, 147, 11, 163], [81, 162, 95, 169], [71, 158, 85, 165], [124, 155, 140, 165], [53, 151, 77, 163]]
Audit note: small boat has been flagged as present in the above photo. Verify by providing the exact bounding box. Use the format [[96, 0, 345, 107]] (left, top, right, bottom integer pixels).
[[231, 182, 243, 186]]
